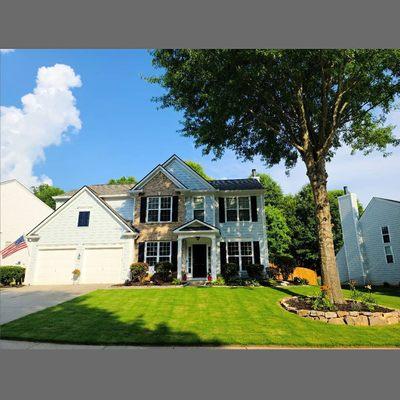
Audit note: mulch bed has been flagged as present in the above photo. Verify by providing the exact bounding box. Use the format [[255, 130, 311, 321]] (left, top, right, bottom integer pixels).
[[286, 296, 392, 313]]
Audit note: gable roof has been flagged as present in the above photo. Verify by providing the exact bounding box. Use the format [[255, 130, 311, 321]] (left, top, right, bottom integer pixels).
[[209, 178, 264, 190], [132, 164, 187, 190], [28, 186, 137, 236], [1, 179, 53, 212], [173, 219, 220, 234], [374, 197, 400, 205], [57, 184, 132, 198], [162, 154, 216, 190]]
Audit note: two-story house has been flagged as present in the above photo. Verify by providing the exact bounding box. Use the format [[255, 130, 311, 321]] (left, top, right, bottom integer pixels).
[[24, 155, 268, 285], [336, 187, 400, 286]]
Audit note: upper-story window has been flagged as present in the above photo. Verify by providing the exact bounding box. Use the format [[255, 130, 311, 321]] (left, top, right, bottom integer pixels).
[[226, 196, 250, 222], [77, 211, 90, 227], [384, 246, 394, 264], [193, 196, 205, 221], [381, 226, 391, 243], [147, 197, 172, 222]]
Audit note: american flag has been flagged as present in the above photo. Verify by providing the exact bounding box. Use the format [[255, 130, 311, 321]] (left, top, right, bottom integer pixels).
[[1, 236, 28, 259]]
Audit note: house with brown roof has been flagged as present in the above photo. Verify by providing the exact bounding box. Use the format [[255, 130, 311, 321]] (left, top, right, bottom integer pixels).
[[25, 155, 268, 284]]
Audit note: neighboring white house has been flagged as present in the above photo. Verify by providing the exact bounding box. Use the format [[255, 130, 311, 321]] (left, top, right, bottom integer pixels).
[[336, 187, 400, 286], [0, 180, 53, 266]]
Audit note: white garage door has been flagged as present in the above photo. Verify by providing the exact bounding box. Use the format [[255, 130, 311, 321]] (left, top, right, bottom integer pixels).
[[34, 248, 77, 284], [82, 247, 123, 284]]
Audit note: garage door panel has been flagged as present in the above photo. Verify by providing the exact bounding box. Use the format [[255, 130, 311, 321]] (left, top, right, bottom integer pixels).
[[82, 248, 123, 283], [35, 248, 77, 284]]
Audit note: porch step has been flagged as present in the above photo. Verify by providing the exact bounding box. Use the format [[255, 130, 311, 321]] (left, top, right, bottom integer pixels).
[[185, 280, 208, 286]]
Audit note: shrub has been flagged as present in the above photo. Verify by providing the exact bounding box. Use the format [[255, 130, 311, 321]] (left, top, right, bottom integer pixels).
[[246, 264, 265, 279], [172, 278, 182, 285], [221, 263, 239, 281], [130, 262, 149, 283], [383, 281, 391, 288], [293, 277, 309, 285], [153, 261, 174, 282], [274, 254, 295, 280], [266, 278, 277, 287], [0, 266, 26, 286], [212, 274, 226, 286]]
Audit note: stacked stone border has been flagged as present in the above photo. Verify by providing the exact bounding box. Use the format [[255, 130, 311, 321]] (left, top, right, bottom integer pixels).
[[280, 297, 400, 326]]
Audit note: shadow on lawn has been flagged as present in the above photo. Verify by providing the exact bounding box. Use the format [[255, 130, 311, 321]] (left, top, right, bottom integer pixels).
[[1, 294, 223, 347]]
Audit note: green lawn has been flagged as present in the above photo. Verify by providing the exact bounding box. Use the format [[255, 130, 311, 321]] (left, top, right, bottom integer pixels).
[[1, 286, 400, 347]]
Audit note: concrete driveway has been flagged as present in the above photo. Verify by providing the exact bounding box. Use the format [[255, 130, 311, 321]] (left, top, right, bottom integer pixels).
[[0, 284, 109, 324]]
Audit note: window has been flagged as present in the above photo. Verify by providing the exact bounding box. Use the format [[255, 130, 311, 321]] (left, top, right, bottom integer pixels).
[[227, 241, 254, 271], [384, 246, 394, 264], [381, 226, 391, 243], [77, 211, 90, 227], [145, 241, 171, 266], [225, 196, 250, 222], [193, 196, 205, 221], [146, 197, 172, 222]]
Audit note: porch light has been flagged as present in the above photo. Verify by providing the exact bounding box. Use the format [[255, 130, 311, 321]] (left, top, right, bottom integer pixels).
[[195, 236, 201, 241]]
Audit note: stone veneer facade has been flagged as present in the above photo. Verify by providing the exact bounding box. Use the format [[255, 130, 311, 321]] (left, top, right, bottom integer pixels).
[[281, 297, 400, 326], [133, 171, 185, 259]]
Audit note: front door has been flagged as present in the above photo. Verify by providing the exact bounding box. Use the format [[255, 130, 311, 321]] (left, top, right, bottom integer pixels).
[[192, 244, 207, 278]]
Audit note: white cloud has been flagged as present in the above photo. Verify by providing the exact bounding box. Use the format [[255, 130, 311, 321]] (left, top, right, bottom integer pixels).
[[1, 64, 82, 187], [0, 49, 15, 54], [202, 109, 400, 206]]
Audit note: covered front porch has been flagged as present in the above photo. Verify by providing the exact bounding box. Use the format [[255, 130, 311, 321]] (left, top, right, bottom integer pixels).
[[173, 220, 220, 281]]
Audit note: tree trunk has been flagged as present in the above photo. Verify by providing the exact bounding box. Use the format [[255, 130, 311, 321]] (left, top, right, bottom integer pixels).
[[306, 157, 345, 304]]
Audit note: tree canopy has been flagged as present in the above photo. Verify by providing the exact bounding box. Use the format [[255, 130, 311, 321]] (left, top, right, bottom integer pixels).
[[108, 176, 137, 185], [185, 160, 212, 180], [149, 49, 399, 303], [33, 184, 64, 209]]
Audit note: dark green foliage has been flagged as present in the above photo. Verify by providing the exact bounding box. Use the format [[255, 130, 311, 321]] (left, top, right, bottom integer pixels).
[[274, 254, 296, 280], [221, 263, 239, 281], [153, 262, 174, 283], [108, 176, 137, 185], [258, 173, 284, 208], [130, 262, 148, 283], [246, 264, 265, 279], [33, 184, 64, 209], [0, 266, 25, 286]]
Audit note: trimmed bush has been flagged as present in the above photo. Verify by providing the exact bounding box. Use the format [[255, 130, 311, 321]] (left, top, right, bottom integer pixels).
[[153, 261, 174, 283], [0, 266, 26, 286], [246, 264, 265, 279], [221, 263, 239, 282], [130, 262, 149, 283]]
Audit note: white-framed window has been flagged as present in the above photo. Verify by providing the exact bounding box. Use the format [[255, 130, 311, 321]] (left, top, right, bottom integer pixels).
[[225, 196, 251, 222], [226, 241, 254, 271], [145, 241, 172, 266], [384, 245, 394, 264], [146, 196, 172, 222], [193, 196, 205, 221], [381, 226, 391, 243]]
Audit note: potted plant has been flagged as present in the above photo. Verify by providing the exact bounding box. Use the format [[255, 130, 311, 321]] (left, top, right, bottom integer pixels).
[[182, 268, 187, 282], [72, 268, 81, 283], [207, 271, 212, 282]]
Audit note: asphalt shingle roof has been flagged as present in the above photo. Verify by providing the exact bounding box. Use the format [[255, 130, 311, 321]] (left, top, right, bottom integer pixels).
[[209, 178, 264, 190], [62, 184, 132, 197]]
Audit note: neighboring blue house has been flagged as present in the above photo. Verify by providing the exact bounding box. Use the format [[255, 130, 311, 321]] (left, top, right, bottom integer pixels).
[[336, 187, 400, 286], [26, 155, 268, 284]]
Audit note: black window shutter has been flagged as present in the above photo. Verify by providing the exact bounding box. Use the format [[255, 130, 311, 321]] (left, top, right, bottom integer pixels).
[[140, 197, 147, 223], [171, 241, 178, 271], [218, 198, 225, 223], [251, 196, 258, 222], [220, 242, 227, 267], [172, 196, 179, 221], [253, 241, 261, 264], [138, 242, 145, 262]]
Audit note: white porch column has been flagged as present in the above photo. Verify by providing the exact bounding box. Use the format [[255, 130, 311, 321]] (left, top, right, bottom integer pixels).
[[177, 237, 183, 279], [211, 236, 217, 280]]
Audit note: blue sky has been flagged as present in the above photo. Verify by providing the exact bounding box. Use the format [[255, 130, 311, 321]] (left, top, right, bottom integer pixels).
[[1, 49, 399, 205]]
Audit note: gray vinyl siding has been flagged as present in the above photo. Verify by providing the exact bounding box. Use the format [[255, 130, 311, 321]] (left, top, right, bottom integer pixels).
[[164, 158, 211, 189], [336, 247, 349, 283], [185, 195, 215, 225], [359, 199, 400, 285], [104, 197, 134, 221]]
